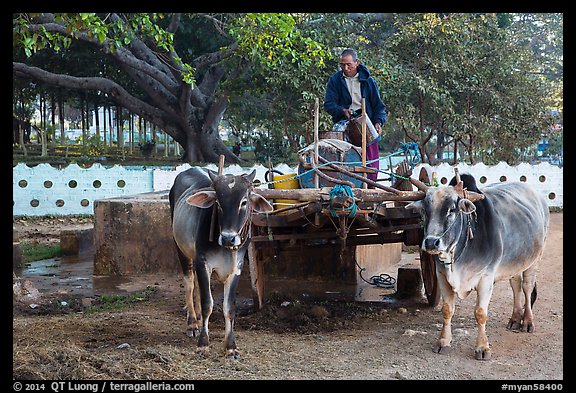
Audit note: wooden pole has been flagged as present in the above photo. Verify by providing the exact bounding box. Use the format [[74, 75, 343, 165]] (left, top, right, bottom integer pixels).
[[453, 167, 461, 184], [361, 99, 367, 189], [314, 98, 320, 188], [254, 187, 426, 202], [209, 154, 226, 242], [313, 98, 321, 225]]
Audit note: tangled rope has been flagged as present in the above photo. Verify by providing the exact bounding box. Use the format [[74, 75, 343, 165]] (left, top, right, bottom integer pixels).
[[329, 184, 357, 219], [355, 257, 397, 289], [259, 141, 423, 189]]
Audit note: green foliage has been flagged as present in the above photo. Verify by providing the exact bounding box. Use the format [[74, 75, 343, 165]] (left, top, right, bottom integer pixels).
[[13, 13, 195, 86], [78, 134, 106, 157], [14, 13, 175, 55], [86, 286, 158, 313], [365, 13, 560, 164], [228, 14, 329, 69], [20, 241, 62, 264], [252, 130, 299, 166], [225, 13, 335, 157]]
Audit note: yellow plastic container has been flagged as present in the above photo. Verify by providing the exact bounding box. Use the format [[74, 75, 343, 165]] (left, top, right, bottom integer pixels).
[[273, 173, 299, 214]]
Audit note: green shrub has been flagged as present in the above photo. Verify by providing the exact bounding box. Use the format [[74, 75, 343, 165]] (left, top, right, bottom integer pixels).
[[86, 286, 159, 313], [20, 241, 62, 264]]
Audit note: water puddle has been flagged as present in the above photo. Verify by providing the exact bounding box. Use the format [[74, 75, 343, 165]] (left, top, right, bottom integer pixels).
[[15, 252, 132, 297], [14, 249, 423, 305]]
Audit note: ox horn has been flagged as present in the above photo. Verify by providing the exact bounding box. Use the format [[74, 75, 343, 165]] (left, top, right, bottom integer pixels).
[[407, 167, 433, 192], [455, 182, 485, 202], [409, 177, 430, 192], [461, 189, 485, 202], [453, 168, 484, 202]]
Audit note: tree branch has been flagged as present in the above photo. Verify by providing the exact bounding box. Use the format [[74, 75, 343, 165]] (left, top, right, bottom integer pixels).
[[120, 64, 184, 125], [197, 13, 234, 38], [109, 13, 181, 86], [202, 95, 228, 133], [107, 14, 181, 92], [198, 64, 225, 98], [166, 13, 181, 33], [192, 43, 238, 70], [13, 62, 176, 134], [24, 16, 180, 95]]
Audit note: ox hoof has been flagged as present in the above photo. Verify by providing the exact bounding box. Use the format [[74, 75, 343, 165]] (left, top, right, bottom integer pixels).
[[507, 320, 522, 331], [521, 323, 535, 333], [435, 345, 451, 354], [226, 348, 241, 360], [186, 328, 200, 338], [475, 348, 492, 361]]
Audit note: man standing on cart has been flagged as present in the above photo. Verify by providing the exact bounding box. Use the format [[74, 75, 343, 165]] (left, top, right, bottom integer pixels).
[[324, 48, 387, 185]]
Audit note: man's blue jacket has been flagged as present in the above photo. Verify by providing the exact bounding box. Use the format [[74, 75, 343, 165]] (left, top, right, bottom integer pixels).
[[324, 64, 387, 126]]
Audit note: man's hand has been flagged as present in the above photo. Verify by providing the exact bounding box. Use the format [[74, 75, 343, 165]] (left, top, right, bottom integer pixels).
[[375, 123, 382, 135], [342, 108, 352, 119]]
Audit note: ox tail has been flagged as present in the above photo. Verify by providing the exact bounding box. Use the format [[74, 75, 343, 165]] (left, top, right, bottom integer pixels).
[[530, 282, 538, 308]]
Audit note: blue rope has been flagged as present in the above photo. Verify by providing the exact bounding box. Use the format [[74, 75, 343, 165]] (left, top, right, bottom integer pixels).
[[399, 141, 421, 166], [329, 184, 357, 219], [259, 141, 422, 188]]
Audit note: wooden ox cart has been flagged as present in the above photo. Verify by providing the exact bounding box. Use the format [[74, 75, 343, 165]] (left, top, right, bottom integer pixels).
[[248, 157, 440, 309], [245, 100, 441, 308]]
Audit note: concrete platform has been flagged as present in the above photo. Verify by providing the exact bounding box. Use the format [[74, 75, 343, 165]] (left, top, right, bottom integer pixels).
[[13, 242, 22, 269], [93, 191, 180, 275], [60, 228, 94, 255]]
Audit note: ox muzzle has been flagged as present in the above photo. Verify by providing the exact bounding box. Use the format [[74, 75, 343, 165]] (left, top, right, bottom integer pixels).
[[423, 236, 444, 253], [219, 230, 243, 250]]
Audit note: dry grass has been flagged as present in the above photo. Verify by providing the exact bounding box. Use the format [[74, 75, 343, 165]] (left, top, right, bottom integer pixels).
[[13, 291, 383, 380]]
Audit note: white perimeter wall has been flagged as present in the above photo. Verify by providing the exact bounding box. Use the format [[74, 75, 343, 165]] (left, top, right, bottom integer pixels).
[[13, 161, 562, 216]]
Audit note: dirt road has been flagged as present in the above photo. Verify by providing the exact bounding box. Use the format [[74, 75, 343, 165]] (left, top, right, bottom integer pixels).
[[12, 213, 563, 381]]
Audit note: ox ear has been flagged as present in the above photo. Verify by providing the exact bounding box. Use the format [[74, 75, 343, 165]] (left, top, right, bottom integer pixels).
[[249, 192, 274, 213], [458, 198, 476, 214], [186, 190, 217, 209], [405, 200, 424, 212]]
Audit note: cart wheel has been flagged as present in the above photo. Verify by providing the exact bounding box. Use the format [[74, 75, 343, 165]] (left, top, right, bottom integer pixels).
[[418, 166, 440, 307], [420, 250, 440, 307]]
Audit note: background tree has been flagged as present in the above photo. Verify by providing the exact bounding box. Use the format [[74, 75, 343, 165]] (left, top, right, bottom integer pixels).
[[365, 13, 557, 165], [13, 79, 36, 154]]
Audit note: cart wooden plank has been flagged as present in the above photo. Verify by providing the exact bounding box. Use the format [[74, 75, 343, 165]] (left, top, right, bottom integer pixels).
[[253, 187, 425, 202]]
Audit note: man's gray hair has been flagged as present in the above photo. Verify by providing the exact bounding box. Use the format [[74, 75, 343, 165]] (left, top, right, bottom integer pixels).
[[340, 48, 358, 61]]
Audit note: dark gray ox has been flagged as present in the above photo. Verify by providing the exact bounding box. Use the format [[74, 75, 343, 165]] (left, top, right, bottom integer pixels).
[[169, 167, 273, 359], [406, 174, 549, 360]]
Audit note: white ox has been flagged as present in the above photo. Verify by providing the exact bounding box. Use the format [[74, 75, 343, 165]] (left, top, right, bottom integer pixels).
[[406, 173, 550, 360]]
